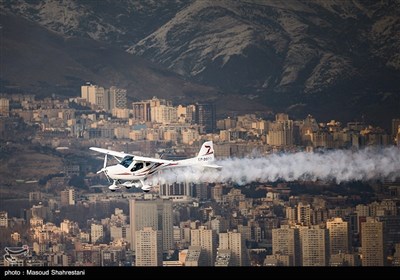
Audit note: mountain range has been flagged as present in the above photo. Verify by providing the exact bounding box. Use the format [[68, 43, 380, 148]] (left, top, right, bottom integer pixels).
[[1, 0, 399, 129]]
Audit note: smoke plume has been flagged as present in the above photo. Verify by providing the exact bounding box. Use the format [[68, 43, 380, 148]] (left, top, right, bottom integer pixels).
[[150, 146, 400, 185]]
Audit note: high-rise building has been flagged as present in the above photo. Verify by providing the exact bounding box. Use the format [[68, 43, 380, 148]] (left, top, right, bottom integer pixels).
[[132, 101, 151, 122], [135, 227, 162, 266], [215, 249, 232, 266], [0, 211, 8, 228], [285, 206, 297, 224], [152, 105, 178, 124], [186, 105, 196, 123], [81, 83, 97, 105], [109, 86, 127, 109], [195, 103, 216, 133], [209, 216, 228, 235], [0, 98, 9, 116], [60, 188, 75, 206], [94, 86, 109, 111], [129, 198, 173, 252], [185, 246, 203, 266], [100, 247, 126, 266], [191, 226, 217, 266], [149, 97, 172, 123], [392, 119, 400, 140], [378, 216, 400, 254], [159, 182, 193, 197], [211, 184, 223, 203], [272, 225, 300, 266], [300, 226, 329, 266], [219, 230, 249, 266], [91, 224, 104, 244], [194, 183, 210, 201], [81, 83, 111, 111], [267, 114, 294, 146], [110, 225, 130, 241], [297, 202, 311, 226], [327, 217, 349, 255], [361, 217, 385, 266]]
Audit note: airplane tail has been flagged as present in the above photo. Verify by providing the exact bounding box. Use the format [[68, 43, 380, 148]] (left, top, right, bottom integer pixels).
[[197, 141, 215, 162], [175, 141, 221, 169]]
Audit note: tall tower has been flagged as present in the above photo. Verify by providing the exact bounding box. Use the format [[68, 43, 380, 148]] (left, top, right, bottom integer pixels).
[[297, 202, 311, 226], [267, 113, 294, 146], [185, 246, 203, 266], [219, 230, 249, 266], [327, 217, 349, 255], [392, 119, 400, 141], [195, 103, 216, 133], [91, 223, 104, 244], [81, 83, 93, 103], [0, 98, 9, 116], [272, 225, 301, 266], [0, 211, 8, 228], [211, 184, 223, 203], [361, 217, 385, 266], [129, 198, 173, 252], [94, 86, 109, 111], [109, 86, 127, 109], [132, 101, 151, 122], [60, 188, 75, 206], [159, 182, 193, 197], [81, 83, 97, 105], [135, 227, 162, 266], [191, 226, 217, 266], [300, 226, 329, 266]]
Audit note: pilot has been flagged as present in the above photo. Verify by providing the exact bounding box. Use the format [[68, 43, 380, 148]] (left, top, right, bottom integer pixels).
[[131, 162, 144, 172]]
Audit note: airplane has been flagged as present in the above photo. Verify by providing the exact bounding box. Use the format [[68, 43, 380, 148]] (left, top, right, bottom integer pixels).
[[89, 141, 222, 192]]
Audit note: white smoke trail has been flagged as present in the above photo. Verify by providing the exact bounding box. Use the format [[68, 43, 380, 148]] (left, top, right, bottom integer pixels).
[[150, 146, 400, 186]]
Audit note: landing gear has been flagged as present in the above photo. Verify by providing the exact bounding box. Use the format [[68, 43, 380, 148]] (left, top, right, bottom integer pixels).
[[108, 180, 152, 193], [121, 181, 133, 189], [142, 184, 152, 193], [108, 180, 121, 192]]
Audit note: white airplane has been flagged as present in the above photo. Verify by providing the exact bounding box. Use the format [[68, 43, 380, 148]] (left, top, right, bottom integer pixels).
[[89, 141, 221, 192]]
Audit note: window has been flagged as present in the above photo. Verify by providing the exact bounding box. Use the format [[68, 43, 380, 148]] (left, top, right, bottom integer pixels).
[[131, 162, 144, 172], [120, 156, 133, 168]]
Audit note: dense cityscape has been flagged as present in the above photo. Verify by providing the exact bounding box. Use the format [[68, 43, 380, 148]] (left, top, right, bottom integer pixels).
[[0, 83, 400, 267]]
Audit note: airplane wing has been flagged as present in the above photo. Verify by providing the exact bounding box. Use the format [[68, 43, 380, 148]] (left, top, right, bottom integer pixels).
[[89, 147, 174, 164], [89, 147, 127, 158], [128, 155, 174, 164]]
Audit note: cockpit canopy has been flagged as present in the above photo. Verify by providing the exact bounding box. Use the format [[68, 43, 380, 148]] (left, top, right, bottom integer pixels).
[[119, 156, 151, 172], [120, 156, 133, 168]]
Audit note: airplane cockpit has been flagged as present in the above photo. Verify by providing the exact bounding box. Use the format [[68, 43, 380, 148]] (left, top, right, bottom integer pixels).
[[131, 162, 144, 172], [120, 156, 134, 168], [120, 156, 153, 171]]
